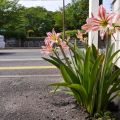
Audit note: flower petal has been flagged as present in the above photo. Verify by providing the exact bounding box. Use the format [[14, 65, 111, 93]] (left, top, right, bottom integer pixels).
[[98, 5, 106, 20]]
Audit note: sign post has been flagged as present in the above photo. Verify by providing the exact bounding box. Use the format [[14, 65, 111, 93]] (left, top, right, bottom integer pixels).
[[63, 0, 65, 41]]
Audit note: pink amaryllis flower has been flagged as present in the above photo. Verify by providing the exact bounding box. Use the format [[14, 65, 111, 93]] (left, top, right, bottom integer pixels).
[[59, 40, 69, 50], [76, 30, 83, 40], [82, 18, 94, 32], [92, 5, 115, 39], [82, 5, 115, 39], [41, 41, 54, 55], [46, 28, 61, 43], [92, 5, 114, 29]]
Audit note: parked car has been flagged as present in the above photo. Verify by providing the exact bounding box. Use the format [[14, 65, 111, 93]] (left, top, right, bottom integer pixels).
[[0, 35, 5, 48]]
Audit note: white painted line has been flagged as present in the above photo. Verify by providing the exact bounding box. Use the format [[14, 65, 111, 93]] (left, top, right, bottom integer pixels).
[[0, 74, 61, 78], [0, 49, 41, 53], [0, 58, 44, 61]]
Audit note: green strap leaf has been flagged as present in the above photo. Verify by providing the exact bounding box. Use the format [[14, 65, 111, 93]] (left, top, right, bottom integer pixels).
[[42, 57, 60, 68], [83, 47, 91, 92], [60, 65, 72, 84]]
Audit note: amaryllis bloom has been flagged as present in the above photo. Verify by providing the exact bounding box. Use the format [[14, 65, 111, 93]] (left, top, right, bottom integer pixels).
[[59, 41, 69, 50], [44, 37, 53, 45], [82, 18, 94, 32], [46, 29, 61, 43], [92, 5, 115, 39], [92, 5, 114, 30], [76, 30, 83, 40], [82, 5, 115, 39], [41, 41, 53, 55]]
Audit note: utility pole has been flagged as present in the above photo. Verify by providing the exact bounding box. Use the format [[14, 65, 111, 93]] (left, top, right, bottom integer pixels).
[[99, 0, 103, 5], [63, 0, 65, 40], [98, 0, 103, 48]]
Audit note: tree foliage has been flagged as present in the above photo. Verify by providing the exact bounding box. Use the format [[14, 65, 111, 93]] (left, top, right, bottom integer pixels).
[[24, 7, 54, 36], [65, 0, 89, 30], [0, 0, 88, 38], [0, 0, 24, 30]]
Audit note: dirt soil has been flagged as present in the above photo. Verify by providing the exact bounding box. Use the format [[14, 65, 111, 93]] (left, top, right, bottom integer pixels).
[[0, 76, 120, 120]]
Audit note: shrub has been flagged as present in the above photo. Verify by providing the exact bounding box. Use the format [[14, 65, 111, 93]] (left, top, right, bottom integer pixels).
[[61, 30, 84, 38], [0, 31, 26, 39]]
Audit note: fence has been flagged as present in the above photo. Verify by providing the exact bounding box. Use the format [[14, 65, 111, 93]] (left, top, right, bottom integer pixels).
[[5, 37, 45, 48], [5, 37, 86, 48]]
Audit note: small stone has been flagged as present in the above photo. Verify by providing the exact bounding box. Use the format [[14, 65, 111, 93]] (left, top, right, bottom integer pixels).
[[72, 116, 74, 118], [51, 109, 54, 112], [65, 110, 68, 113], [56, 116, 59, 118]]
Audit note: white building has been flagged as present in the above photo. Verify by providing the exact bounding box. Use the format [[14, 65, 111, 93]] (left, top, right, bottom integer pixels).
[[112, 0, 120, 67]]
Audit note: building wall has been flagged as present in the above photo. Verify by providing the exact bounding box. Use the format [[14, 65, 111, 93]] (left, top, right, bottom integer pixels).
[[112, 0, 120, 67]]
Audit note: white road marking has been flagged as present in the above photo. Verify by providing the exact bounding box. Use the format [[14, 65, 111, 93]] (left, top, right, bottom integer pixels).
[[0, 49, 41, 52], [0, 58, 44, 61], [0, 74, 61, 78]]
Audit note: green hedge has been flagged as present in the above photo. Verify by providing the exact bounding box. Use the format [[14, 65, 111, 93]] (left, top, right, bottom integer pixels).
[[61, 30, 84, 38], [0, 31, 26, 39]]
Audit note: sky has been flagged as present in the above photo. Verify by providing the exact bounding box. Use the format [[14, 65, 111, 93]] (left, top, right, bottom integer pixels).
[[103, 0, 111, 11], [19, 0, 72, 11], [19, 0, 111, 12]]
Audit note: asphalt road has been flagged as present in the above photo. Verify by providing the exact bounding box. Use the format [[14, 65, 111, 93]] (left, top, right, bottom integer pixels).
[[0, 49, 60, 77]]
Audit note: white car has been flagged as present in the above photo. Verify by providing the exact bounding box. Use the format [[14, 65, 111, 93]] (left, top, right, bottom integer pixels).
[[0, 35, 5, 48]]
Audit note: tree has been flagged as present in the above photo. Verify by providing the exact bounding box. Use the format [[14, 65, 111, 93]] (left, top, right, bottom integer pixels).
[[0, 0, 25, 31], [0, 1, 55, 37], [0, 0, 89, 38], [0, 0, 27, 39], [53, 11, 63, 31], [66, 0, 89, 29], [54, 0, 89, 30], [24, 7, 55, 36]]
